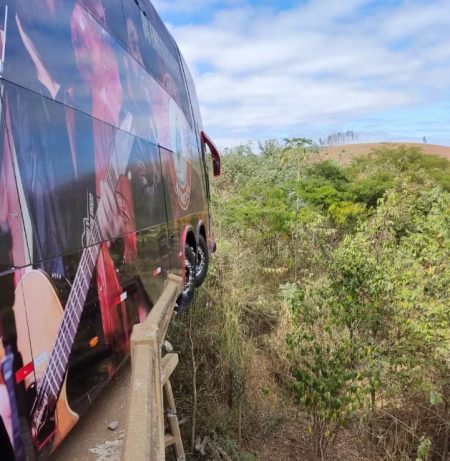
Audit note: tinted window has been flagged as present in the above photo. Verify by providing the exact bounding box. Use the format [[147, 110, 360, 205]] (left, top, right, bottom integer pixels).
[[3, 1, 83, 101], [3, 81, 98, 266], [1, 0, 193, 150], [181, 55, 203, 134], [115, 129, 166, 233], [122, 0, 192, 127], [79, 0, 127, 46], [2, 79, 170, 267], [0, 93, 31, 268]]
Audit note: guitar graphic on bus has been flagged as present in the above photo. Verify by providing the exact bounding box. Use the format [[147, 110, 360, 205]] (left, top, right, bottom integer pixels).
[[13, 114, 134, 452]]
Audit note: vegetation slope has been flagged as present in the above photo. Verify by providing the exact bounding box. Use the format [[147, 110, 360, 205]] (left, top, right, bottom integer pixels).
[[168, 142, 450, 461]]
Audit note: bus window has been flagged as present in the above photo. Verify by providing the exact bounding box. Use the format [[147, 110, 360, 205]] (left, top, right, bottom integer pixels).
[[158, 145, 181, 276], [79, 0, 127, 46], [121, 0, 192, 128], [3, 1, 83, 106], [2, 79, 160, 267], [121, 0, 148, 66], [181, 55, 203, 136], [0, 94, 31, 269], [118, 132, 167, 234]]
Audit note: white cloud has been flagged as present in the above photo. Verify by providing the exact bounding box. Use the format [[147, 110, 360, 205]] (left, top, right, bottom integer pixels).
[[162, 0, 450, 147]]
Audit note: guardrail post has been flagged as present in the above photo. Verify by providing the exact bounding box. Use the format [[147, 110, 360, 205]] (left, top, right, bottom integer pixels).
[[121, 274, 182, 461]]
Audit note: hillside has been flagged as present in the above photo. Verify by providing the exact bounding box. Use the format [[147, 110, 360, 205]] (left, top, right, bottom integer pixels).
[[320, 142, 450, 163]]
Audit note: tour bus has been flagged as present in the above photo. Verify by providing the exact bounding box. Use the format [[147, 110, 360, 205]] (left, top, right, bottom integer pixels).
[[0, 0, 221, 459]]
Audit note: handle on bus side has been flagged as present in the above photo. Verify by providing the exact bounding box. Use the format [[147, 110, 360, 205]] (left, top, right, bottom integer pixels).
[[200, 131, 221, 177]]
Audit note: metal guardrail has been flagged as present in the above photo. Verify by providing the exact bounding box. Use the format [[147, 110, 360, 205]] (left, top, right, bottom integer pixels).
[[121, 274, 183, 461]]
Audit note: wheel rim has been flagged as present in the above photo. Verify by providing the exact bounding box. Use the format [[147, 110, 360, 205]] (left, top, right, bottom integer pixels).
[[196, 245, 206, 278], [182, 255, 195, 296]]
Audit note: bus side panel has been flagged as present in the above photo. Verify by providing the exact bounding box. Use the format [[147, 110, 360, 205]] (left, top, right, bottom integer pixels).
[[0, 87, 31, 269], [156, 82, 208, 218], [0, 266, 35, 461], [128, 223, 170, 308], [0, 231, 171, 460], [159, 146, 182, 279], [186, 154, 209, 218], [158, 92, 210, 271], [121, 134, 168, 236], [159, 144, 209, 277], [116, 127, 171, 309], [180, 55, 215, 247]]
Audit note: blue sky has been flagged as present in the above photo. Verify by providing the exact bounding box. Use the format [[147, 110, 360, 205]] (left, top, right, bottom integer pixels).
[[153, 0, 450, 148]]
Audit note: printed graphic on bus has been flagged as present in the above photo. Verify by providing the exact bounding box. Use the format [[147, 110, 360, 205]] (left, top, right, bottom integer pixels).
[[0, 1, 220, 459]]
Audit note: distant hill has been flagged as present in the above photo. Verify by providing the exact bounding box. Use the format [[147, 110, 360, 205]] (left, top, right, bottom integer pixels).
[[319, 142, 450, 163]]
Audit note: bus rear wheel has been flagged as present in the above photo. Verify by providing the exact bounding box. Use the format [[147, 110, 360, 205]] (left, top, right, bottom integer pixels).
[[195, 235, 209, 287], [176, 243, 196, 313]]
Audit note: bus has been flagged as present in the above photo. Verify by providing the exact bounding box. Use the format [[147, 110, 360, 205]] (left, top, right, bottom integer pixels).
[[0, 1, 221, 459]]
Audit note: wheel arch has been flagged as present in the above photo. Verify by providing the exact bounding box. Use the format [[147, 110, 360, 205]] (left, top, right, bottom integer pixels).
[[182, 225, 197, 253], [196, 220, 207, 243]]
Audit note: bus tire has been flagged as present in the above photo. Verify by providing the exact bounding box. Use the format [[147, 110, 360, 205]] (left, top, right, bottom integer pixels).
[[195, 235, 209, 287], [176, 243, 196, 313]]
